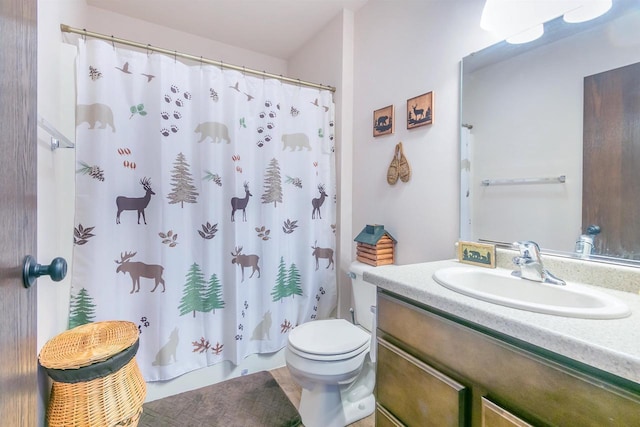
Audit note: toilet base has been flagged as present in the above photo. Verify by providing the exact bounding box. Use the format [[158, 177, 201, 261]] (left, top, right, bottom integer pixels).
[[298, 383, 375, 427], [297, 357, 376, 427]]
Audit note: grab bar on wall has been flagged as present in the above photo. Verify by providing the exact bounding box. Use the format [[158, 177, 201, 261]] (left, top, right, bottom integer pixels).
[[481, 175, 566, 186], [38, 115, 75, 150]]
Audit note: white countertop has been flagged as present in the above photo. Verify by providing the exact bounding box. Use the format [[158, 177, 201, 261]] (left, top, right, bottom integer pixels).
[[364, 259, 640, 385]]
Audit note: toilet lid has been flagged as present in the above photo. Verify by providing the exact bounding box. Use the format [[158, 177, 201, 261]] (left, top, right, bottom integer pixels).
[[288, 319, 370, 356]]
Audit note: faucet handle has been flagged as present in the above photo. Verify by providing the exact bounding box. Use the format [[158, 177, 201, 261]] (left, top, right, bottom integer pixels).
[[512, 255, 531, 266], [513, 240, 540, 249], [513, 240, 541, 258], [512, 241, 565, 286]]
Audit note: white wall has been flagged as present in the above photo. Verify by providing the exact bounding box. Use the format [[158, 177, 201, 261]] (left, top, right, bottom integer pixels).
[[352, 1, 495, 265]]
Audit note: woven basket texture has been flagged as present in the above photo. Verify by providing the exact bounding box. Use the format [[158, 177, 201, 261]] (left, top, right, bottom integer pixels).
[[47, 358, 146, 426], [39, 321, 140, 370], [40, 321, 146, 427]]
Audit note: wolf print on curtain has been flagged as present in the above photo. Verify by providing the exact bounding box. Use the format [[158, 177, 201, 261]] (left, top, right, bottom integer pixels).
[[70, 39, 336, 381]]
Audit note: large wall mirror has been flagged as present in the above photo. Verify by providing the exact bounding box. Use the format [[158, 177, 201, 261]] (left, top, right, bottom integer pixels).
[[460, 0, 640, 265]]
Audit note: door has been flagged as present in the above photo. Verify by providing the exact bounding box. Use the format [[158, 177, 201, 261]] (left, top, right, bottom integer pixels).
[[0, 0, 38, 425], [583, 61, 640, 259]]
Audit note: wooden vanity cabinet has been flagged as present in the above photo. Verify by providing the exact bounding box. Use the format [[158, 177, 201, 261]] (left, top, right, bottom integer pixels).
[[375, 291, 640, 427], [375, 403, 405, 427], [481, 397, 532, 427], [376, 337, 467, 426]]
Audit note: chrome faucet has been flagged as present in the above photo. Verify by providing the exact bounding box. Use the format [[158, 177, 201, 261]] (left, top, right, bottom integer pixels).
[[512, 241, 566, 286]]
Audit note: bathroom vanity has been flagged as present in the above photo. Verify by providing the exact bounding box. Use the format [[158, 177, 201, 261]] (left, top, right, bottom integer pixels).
[[365, 260, 640, 426]]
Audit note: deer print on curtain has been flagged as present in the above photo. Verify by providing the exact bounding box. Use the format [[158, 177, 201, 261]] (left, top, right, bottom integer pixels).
[[231, 182, 252, 222], [70, 39, 337, 381], [115, 177, 155, 224]]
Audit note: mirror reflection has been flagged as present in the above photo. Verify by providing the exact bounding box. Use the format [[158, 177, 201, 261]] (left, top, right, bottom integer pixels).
[[460, 0, 640, 264]]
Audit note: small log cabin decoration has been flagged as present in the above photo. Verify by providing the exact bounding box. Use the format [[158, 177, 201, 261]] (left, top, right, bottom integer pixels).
[[354, 224, 396, 266]]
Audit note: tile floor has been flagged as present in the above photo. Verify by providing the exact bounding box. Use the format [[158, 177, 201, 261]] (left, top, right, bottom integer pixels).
[[271, 366, 375, 427]]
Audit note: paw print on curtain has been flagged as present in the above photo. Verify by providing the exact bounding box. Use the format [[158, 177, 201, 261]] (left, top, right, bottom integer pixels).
[[160, 84, 191, 137], [256, 100, 278, 148]]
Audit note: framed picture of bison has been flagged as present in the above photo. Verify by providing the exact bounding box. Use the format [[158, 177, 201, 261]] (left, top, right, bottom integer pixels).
[[373, 105, 394, 137], [407, 91, 433, 129]]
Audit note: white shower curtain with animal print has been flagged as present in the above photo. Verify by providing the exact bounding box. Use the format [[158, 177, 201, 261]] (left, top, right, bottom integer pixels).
[[71, 39, 336, 381]]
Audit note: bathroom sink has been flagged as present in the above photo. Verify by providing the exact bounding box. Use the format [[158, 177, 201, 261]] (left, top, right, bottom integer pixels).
[[432, 267, 630, 319]]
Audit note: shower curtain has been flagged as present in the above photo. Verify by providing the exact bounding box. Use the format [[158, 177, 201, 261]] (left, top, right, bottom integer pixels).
[[70, 39, 336, 381]]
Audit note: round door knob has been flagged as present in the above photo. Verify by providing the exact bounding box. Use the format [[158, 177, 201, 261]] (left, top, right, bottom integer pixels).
[[22, 255, 67, 288]]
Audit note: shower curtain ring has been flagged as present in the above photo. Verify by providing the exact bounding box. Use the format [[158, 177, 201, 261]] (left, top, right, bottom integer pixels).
[[81, 29, 86, 41], [174, 51, 177, 63], [111, 35, 115, 50], [146, 44, 152, 57]]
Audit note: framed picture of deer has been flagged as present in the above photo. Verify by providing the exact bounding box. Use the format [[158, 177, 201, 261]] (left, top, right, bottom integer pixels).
[[373, 105, 394, 137], [407, 91, 433, 129]]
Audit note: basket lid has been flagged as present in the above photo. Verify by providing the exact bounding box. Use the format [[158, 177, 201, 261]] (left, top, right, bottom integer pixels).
[[39, 321, 139, 370]]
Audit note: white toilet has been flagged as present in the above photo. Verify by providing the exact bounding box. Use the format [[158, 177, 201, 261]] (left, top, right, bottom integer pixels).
[[285, 261, 381, 427]]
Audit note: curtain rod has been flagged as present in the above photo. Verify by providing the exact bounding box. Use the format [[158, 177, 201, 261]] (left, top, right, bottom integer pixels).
[[60, 24, 336, 93]]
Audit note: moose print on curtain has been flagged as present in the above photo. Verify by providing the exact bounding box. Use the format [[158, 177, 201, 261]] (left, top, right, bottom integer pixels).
[[70, 39, 336, 381]]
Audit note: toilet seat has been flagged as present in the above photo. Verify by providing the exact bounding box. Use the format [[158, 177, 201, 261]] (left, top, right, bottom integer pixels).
[[288, 319, 370, 361]]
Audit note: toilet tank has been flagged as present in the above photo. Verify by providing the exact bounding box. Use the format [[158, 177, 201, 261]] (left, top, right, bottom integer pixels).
[[349, 261, 383, 332]]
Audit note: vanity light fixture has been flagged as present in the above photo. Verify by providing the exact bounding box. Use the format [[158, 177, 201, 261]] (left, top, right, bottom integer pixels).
[[506, 24, 544, 44], [481, 0, 613, 44], [563, 0, 612, 23]]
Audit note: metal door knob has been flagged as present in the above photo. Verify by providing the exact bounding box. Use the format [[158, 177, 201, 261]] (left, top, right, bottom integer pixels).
[[22, 255, 67, 288]]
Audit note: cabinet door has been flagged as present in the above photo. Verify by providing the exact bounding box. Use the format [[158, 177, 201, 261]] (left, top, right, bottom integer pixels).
[[376, 403, 405, 427], [377, 292, 640, 426], [481, 398, 533, 427], [377, 338, 467, 427]]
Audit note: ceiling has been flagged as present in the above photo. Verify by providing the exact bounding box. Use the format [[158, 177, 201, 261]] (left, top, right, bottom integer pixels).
[[87, 0, 369, 59]]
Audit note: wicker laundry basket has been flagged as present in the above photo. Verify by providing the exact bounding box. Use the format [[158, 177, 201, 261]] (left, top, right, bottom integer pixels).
[[39, 321, 147, 427]]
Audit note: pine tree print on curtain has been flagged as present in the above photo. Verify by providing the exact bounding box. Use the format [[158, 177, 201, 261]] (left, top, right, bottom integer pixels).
[[262, 158, 283, 207], [68, 288, 96, 329], [71, 39, 336, 380], [168, 152, 199, 208]]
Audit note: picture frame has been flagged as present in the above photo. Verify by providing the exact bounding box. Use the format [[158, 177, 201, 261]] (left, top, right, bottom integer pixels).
[[373, 105, 394, 137], [457, 240, 496, 268], [407, 91, 434, 129]]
